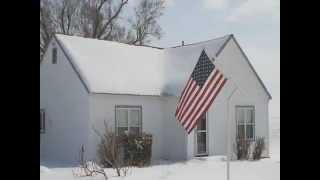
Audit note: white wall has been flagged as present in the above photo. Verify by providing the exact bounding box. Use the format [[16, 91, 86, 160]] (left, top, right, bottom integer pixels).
[[162, 97, 188, 161], [87, 94, 188, 162], [186, 38, 270, 159], [40, 38, 90, 165]]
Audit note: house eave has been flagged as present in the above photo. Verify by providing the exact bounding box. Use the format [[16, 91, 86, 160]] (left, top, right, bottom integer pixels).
[[53, 34, 91, 94], [91, 92, 177, 98], [218, 35, 272, 100]]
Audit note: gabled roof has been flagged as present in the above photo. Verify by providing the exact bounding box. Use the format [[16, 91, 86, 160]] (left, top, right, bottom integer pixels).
[[53, 34, 271, 99]]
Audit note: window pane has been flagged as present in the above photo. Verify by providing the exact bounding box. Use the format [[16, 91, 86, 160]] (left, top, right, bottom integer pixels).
[[197, 132, 206, 154], [130, 109, 140, 127], [237, 125, 245, 139], [246, 125, 254, 139], [197, 114, 206, 130], [118, 127, 128, 136], [116, 109, 128, 127], [246, 108, 254, 124], [237, 108, 245, 124], [129, 127, 140, 136]]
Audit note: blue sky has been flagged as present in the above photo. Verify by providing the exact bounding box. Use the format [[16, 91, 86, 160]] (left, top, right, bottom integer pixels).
[[128, 0, 280, 121]]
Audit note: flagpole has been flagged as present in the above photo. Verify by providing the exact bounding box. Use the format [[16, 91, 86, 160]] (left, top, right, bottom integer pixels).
[[226, 79, 238, 180], [207, 54, 239, 180]]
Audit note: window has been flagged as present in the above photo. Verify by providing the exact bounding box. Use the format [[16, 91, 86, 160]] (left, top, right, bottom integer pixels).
[[52, 47, 57, 64], [115, 106, 142, 136], [236, 106, 255, 140], [196, 113, 208, 156], [40, 109, 45, 133]]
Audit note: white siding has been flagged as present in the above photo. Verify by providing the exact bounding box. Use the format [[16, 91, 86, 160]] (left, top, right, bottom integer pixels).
[[40, 39, 90, 165], [88, 94, 174, 161], [162, 97, 188, 161]]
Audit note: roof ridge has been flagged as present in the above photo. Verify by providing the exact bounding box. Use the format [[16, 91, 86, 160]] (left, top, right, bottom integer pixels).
[[55, 33, 164, 50], [169, 34, 233, 49], [55, 33, 233, 50]]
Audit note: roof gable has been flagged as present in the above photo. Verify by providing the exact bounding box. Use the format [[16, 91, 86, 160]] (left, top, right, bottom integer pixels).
[[229, 36, 272, 99]]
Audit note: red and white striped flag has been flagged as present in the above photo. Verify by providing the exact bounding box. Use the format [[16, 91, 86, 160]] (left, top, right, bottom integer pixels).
[[175, 50, 227, 134]]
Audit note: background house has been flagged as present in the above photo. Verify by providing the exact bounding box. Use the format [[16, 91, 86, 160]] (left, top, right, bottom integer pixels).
[[40, 34, 271, 165]]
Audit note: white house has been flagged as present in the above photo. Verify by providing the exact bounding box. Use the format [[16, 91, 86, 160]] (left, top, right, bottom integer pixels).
[[40, 34, 271, 165]]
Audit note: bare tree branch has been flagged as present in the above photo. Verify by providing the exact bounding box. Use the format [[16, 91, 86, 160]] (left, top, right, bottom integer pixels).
[[40, 0, 165, 60], [96, 0, 128, 38], [129, 0, 165, 45], [92, 0, 108, 38]]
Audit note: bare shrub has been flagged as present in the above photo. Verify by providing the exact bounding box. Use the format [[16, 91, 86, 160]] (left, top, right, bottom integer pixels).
[[120, 133, 153, 167], [121, 163, 132, 177], [94, 122, 123, 176], [252, 137, 265, 160], [234, 137, 251, 160], [94, 121, 153, 177]]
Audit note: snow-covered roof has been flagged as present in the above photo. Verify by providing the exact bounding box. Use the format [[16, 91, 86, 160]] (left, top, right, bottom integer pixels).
[[55, 34, 164, 96], [54, 34, 271, 99]]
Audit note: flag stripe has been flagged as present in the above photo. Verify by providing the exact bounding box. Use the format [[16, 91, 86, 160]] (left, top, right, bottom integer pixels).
[[179, 69, 219, 125], [178, 86, 201, 121], [174, 50, 228, 134], [176, 78, 196, 117], [175, 78, 192, 115], [176, 81, 196, 118], [176, 79, 195, 117], [182, 72, 222, 126], [177, 83, 200, 120], [187, 78, 227, 133], [179, 69, 218, 124], [176, 78, 191, 109], [186, 78, 226, 133], [183, 74, 223, 129]]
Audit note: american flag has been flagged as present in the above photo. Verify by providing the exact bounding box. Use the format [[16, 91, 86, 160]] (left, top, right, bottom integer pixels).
[[175, 50, 227, 134]]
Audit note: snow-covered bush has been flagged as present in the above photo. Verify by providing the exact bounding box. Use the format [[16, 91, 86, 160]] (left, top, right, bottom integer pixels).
[[73, 145, 108, 180]]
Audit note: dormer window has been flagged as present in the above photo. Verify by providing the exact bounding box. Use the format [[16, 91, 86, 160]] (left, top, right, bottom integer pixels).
[[52, 47, 57, 64]]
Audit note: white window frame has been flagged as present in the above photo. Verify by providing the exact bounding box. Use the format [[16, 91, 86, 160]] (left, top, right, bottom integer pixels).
[[115, 105, 142, 136], [40, 109, 45, 133], [195, 113, 209, 156], [235, 106, 255, 141]]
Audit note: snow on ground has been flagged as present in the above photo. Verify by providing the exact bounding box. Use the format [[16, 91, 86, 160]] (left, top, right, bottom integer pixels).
[[40, 166, 51, 173], [270, 119, 280, 162], [40, 121, 280, 180]]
